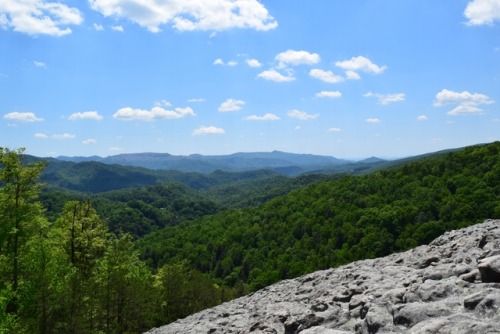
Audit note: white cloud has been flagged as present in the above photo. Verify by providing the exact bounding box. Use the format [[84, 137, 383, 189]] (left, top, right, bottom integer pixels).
[[155, 99, 172, 107], [417, 115, 428, 121], [335, 56, 387, 78], [111, 25, 124, 32], [275, 50, 320, 68], [328, 127, 342, 132], [35, 132, 75, 139], [93, 23, 104, 31], [4, 112, 43, 122], [113, 106, 196, 120], [246, 58, 262, 68], [345, 70, 361, 80], [447, 104, 483, 116], [89, 0, 277, 33], [34, 133, 48, 139], [364, 92, 405, 105], [287, 109, 319, 120], [0, 0, 83, 36], [309, 69, 344, 83], [316, 91, 342, 98], [257, 69, 295, 82], [366, 118, 381, 124], [434, 88, 494, 116], [188, 98, 206, 103], [52, 133, 75, 139], [434, 88, 493, 106], [192, 125, 225, 136], [34, 61, 46, 68], [69, 111, 103, 121], [245, 113, 280, 121], [464, 0, 500, 25], [83, 138, 97, 145], [213, 58, 237, 66], [219, 98, 245, 112]]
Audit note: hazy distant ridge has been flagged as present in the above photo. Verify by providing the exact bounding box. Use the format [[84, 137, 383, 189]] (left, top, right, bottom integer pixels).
[[57, 151, 353, 175]]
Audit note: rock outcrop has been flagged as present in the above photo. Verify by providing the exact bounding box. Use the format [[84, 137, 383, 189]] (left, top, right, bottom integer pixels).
[[146, 220, 500, 334]]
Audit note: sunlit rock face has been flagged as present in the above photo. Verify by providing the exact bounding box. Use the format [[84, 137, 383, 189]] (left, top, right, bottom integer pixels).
[[145, 220, 500, 334]]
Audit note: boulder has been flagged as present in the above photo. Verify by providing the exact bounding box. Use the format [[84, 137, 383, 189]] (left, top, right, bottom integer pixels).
[[145, 220, 500, 334]]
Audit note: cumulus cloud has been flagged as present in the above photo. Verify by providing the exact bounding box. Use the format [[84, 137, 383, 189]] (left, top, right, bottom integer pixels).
[[309, 69, 344, 83], [316, 91, 342, 99], [188, 98, 206, 103], [69, 111, 103, 121], [93, 23, 104, 31], [192, 125, 225, 136], [464, 0, 500, 25], [257, 69, 295, 82], [155, 99, 172, 107], [113, 106, 196, 120], [434, 88, 494, 115], [213, 58, 237, 66], [52, 133, 76, 139], [246, 58, 262, 68], [83, 138, 97, 145], [4, 112, 43, 122], [35, 132, 75, 139], [34, 61, 46, 68], [89, 0, 277, 33], [327, 127, 342, 132], [366, 118, 381, 124], [345, 70, 361, 80], [0, 0, 83, 36], [111, 25, 124, 32], [244, 113, 280, 121], [417, 115, 428, 121], [335, 56, 387, 78], [219, 99, 245, 112], [275, 50, 320, 68], [364, 92, 406, 105], [34, 133, 48, 139], [287, 109, 319, 120], [434, 88, 493, 106]]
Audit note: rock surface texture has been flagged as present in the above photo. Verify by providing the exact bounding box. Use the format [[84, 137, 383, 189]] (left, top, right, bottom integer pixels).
[[145, 220, 500, 334]]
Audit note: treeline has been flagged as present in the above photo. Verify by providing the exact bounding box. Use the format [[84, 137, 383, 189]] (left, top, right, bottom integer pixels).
[[137, 142, 500, 291], [0, 148, 236, 333], [39, 170, 333, 238]]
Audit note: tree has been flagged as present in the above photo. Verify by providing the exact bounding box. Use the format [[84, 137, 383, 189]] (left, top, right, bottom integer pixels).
[[95, 233, 154, 333], [54, 200, 108, 333], [0, 147, 46, 313]]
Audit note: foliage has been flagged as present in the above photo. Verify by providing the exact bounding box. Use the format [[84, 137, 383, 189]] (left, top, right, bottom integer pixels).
[[1, 148, 236, 332], [137, 142, 500, 291], [1, 142, 499, 331]]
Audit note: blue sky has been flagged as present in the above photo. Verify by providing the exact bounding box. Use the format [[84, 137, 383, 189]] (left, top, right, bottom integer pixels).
[[1, 0, 499, 158]]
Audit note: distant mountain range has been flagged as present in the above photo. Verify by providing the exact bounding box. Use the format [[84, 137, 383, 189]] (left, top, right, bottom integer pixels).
[[56, 151, 366, 175]]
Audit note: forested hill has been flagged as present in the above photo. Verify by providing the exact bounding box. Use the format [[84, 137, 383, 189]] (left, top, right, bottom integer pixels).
[[137, 141, 499, 291], [1, 142, 498, 332], [56, 151, 350, 174]]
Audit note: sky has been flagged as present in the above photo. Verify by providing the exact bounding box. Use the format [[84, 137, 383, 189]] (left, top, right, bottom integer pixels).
[[1, 0, 499, 159]]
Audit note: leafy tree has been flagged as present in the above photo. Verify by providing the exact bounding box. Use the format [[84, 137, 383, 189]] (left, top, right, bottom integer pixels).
[[53, 201, 108, 333], [0, 147, 46, 313], [94, 233, 154, 333]]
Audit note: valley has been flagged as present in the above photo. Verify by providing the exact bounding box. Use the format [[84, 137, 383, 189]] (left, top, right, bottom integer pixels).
[[0, 141, 498, 333]]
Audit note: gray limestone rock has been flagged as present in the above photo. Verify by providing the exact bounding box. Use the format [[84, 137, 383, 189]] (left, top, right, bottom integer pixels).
[[145, 220, 500, 334]]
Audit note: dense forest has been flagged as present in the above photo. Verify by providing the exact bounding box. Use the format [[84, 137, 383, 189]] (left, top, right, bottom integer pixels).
[[0, 142, 499, 333]]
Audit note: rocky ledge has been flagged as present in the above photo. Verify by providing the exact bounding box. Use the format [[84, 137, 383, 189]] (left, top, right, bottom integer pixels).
[[146, 220, 500, 334]]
